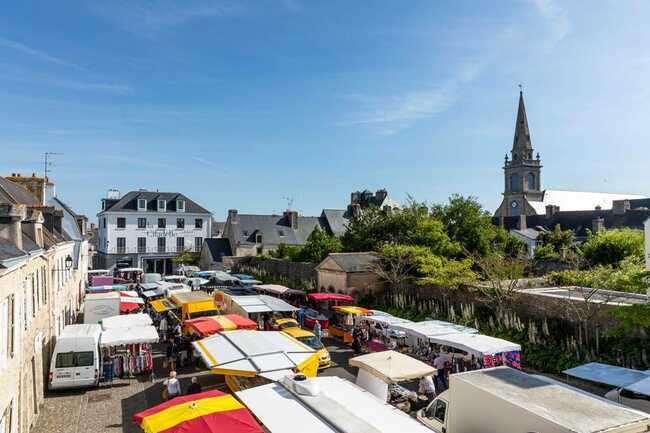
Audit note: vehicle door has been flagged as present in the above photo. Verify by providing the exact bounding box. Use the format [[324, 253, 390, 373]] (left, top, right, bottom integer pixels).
[[419, 398, 448, 433], [74, 349, 97, 384], [52, 351, 77, 386]]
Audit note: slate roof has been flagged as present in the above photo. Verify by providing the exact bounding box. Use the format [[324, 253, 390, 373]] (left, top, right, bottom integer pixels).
[[511, 228, 540, 240], [101, 191, 211, 214], [0, 176, 40, 205], [528, 189, 646, 214], [0, 238, 27, 261], [203, 238, 232, 262], [321, 252, 377, 273], [233, 214, 324, 246], [496, 208, 650, 239], [321, 209, 349, 238]]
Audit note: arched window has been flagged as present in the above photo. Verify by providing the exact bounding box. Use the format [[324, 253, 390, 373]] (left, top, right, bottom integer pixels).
[[510, 174, 521, 192], [527, 173, 535, 190]]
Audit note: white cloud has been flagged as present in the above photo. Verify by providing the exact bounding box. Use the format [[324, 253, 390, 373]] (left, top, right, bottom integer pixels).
[[90, 0, 241, 38], [191, 156, 220, 168], [0, 36, 82, 70], [528, 0, 570, 48]]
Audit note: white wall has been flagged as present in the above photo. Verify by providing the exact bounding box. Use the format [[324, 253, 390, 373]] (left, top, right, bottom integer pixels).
[[97, 211, 211, 255]]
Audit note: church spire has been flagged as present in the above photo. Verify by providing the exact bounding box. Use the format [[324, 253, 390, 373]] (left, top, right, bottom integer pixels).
[[511, 90, 533, 160]]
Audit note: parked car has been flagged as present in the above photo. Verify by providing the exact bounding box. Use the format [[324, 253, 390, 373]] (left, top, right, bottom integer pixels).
[[282, 327, 331, 370]]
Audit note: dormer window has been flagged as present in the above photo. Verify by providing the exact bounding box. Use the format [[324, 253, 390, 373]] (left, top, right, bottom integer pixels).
[[101, 200, 106, 211], [157, 200, 166, 212], [255, 233, 263, 244], [137, 199, 147, 211], [176, 200, 185, 213]]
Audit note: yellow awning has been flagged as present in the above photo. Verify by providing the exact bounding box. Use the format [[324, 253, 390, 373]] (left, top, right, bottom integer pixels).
[[150, 299, 178, 313]]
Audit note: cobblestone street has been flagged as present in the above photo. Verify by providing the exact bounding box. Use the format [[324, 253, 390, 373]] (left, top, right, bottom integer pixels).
[[31, 338, 357, 433]]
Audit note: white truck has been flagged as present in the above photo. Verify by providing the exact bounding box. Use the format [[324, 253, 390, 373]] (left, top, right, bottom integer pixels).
[[417, 367, 650, 433]]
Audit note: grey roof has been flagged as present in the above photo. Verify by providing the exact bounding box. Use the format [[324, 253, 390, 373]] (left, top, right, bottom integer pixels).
[[203, 238, 232, 262], [511, 228, 540, 240], [101, 191, 211, 214], [321, 209, 349, 238], [323, 252, 377, 273], [512, 90, 533, 153], [0, 176, 39, 205], [0, 238, 27, 261], [49, 196, 83, 241], [233, 214, 324, 246], [528, 189, 645, 214]]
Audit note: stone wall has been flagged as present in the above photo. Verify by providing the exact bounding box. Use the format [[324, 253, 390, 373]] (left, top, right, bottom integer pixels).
[[229, 256, 317, 290]]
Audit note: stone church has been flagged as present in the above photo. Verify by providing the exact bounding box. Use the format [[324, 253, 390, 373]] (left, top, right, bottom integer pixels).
[[494, 91, 645, 219]]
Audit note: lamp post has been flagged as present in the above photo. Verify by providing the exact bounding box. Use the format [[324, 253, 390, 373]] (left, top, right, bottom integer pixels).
[[53, 254, 74, 273]]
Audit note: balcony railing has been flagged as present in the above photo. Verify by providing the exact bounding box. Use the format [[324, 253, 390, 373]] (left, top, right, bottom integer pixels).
[[108, 246, 190, 255]]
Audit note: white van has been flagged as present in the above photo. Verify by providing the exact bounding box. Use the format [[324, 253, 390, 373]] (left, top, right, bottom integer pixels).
[[48, 324, 102, 390]]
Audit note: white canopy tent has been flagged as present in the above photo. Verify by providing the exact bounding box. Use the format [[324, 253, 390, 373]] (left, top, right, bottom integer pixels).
[[229, 295, 298, 317], [101, 313, 152, 331], [236, 376, 433, 433], [350, 350, 436, 401], [193, 330, 316, 377], [100, 325, 159, 347], [255, 284, 290, 295], [390, 320, 478, 346], [427, 333, 521, 357], [357, 314, 413, 338]]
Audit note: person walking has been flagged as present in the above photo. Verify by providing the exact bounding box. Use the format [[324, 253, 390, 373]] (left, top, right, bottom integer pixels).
[[159, 314, 169, 342], [164, 371, 181, 400], [186, 376, 202, 395], [313, 320, 321, 341], [166, 338, 178, 372], [433, 353, 447, 391], [418, 375, 437, 400], [297, 307, 305, 328]]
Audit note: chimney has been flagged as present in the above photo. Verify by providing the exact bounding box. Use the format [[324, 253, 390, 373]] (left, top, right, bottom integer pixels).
[[284, 210, 298, 229], [22, 210, 45, 248], [592, 217, 605, 235], [518, 214, 527, 230], [107, 189, 120, 200], [545, 204, 559, 218], [375, 189, 388, 204], [90, 222, 96, 230], [0, 203, 26, 250], [228, 209, 238, 223], [350, 191, 360, 205], [612, 199, 630, 215], [595, 205, 602, 211]]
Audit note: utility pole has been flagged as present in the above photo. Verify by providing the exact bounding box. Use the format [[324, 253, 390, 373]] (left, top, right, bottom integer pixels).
[[44, 152, 63, 179]]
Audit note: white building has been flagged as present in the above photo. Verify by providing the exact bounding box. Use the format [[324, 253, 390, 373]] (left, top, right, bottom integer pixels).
[[96, 190, 212, 274]]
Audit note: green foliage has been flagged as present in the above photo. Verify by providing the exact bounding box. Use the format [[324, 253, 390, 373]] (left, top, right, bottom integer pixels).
[[547, 256, 649, 293], [606, 304, 650, 338], [533, 244, 559, 261], [172, 249, 199, 265], [341, 200, 460, 257], [431, 194, 496, 256], [270, 227, 342, 263], [536, 224, 579, 262], [582, 228, 644, 267], [374, 243, 476, 289]]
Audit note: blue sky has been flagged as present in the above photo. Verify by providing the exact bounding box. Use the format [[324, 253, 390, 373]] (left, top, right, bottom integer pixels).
[[2, 1, 649, 220]]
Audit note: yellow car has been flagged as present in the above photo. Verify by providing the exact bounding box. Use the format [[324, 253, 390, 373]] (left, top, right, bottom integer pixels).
[[273, 318, 300, 330], [282, 327, 332, 370]]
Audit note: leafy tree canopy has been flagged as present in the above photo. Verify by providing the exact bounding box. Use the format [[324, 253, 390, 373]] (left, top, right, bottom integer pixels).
[[270, 227, 342, 263], [582, 228, 644, 267]]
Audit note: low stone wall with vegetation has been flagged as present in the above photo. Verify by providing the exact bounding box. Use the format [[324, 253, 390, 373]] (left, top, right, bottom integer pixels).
[[230, 256, 317, 290]]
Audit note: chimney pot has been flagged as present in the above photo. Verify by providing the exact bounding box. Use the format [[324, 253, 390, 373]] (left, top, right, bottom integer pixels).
[[228, 209, 238, 223]]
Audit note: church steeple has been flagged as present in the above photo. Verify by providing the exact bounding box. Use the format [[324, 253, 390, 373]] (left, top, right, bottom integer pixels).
[[511, 90, 533, 161]]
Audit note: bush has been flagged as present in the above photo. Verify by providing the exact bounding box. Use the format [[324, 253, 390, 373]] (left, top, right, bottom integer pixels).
[[546, 256, 649, 293], [582, 228, 644, 267]]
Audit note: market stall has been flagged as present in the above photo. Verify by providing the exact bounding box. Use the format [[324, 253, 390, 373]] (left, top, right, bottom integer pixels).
[[349, 350, 436, 402], [426, 333, 522, 369], [114, 267, 144, 284], [192, 330, 319, 392], [99, 314, 158, 378], [83, 292, 144, 324], [184, 314, 257, 338], [133, 390, 264, 433], [86, 284, 128, 294], [329, 306, 372, 343], [390, 320, 478, 348], [356, 314, 414, 351], [223, 294, 298, 324]]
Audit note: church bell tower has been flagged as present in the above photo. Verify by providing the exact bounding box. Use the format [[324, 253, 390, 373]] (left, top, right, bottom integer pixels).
[[502, 90, 543, 217]]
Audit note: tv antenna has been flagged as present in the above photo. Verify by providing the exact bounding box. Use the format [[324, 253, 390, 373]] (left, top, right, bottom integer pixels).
[[282, 196, 294, 210], [44, 152, 63, 179]]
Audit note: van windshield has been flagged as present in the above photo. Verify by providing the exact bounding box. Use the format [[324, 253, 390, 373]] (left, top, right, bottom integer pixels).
[[56, 352, 94, 368]]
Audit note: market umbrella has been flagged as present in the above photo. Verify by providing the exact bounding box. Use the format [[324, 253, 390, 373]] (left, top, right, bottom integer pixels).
[[184, 314, 257, 337], [133, 390, 263, 433]]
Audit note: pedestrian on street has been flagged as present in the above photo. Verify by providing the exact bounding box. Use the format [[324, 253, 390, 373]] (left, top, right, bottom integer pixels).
[[433, 354, 447, 391], [164, 371, 181, 400], [263, 314, 272, 331], [297, 307, 305, 328], [166, 338, 178, 372], [159, 314, 169, 342], [418, 375, 436, 400], [186, 376, 202, 395], [313, 320, 321, 340]]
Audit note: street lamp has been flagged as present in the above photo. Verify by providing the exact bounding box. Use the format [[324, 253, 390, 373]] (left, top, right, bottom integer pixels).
[[65, 254, 73, 270]]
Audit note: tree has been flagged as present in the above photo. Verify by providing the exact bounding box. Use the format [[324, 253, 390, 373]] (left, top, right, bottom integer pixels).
[[172, 249, 199, 265], [582, 228, 645, 267], [536, 224, 578, 261], [294, 227, 342, 263], [468, 247, 526, 309], [431, 194, 499, 256]]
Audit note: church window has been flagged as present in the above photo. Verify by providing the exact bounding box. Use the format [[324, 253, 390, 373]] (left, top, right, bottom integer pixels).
[[527, 173, 535, 190], [510, 174, 521, 192]]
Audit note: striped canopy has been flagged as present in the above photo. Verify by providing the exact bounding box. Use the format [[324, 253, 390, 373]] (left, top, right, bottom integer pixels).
[[184, 314, 257, 337], [133, 390, 263, 433]]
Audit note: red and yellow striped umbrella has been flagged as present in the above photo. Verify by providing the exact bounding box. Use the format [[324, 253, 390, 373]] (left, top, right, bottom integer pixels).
[[184, 314, 257, 337], [133, 390, 263, 433]]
